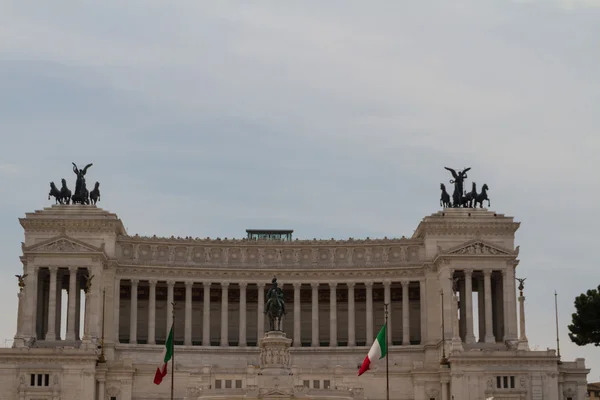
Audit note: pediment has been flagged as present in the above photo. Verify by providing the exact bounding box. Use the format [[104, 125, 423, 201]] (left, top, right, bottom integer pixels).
[[23, 235, 103, 254], [444, 240, 516, 256], [260, 388, 292, 398]]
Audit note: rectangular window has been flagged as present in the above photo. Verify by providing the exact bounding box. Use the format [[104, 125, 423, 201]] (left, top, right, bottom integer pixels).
[[215, 380, 221, 389], [313, 380, 320, 389], [510, 376, 515, 389], [44, 374, 49, 386], [30, 374, 35, 386], [503, 376, 508, 388], [303, 380, 310, 388], [37, 374, 42, 387], [235, 380, 242, 389], [324, 380, 331, 389], [225, 380, 232, 389], [496, 376, 502, 389]]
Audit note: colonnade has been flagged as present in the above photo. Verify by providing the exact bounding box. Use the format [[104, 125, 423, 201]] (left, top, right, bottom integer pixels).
[[28, 267, 90, 341], [115, 279, 427, 347]]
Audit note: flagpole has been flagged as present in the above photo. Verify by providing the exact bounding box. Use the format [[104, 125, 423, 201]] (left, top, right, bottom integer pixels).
[[554, 291, 562, 364], [384, 303, 389, 400], [171, 301, 175, 400]]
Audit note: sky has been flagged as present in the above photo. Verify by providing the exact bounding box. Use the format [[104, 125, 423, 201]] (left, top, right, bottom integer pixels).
[[1, 0, 599, 380]]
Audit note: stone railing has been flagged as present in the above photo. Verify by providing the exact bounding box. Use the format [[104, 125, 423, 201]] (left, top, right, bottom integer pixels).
[[115, 236, 424, 269]]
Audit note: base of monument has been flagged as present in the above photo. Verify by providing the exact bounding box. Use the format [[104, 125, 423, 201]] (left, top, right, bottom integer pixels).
[[259, 331, 293, 375]]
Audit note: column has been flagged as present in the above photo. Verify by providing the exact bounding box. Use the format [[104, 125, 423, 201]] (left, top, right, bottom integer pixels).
[[464, 269, 475, 344], [458, 278, 466, 340], [507, 264, 518, 340], [114, 278, 121, 343], [167, 281, 174, 333], [27, 267, 39, 339], [239, 282, 247, 346], [147, 280, 156, 345], [478, 276, 485, 342], [202, 283, 210, 346], [483, 270, 495, 343], [501, 270, 509, 341], [45, 267, 58, 340], [517, 291, 529, 351], [55, 271, 62, 339], [98, 377, 106, 400], [129, 279, 138, 344], [347, 282, 356, 346], [329, 282, 337, 347], [365, 281, 373, 344], [419, 280, 427, 344], [66, 267, 78, 340], [402, 280, 410, 345], [383, 281, 392, 344], [185, 281, 193, 346], [441, 379, 450, 400], [220, 282, 229, 346], [257, 283, 265, 340], [293, 283, 301, 347], [311, 283, 319, 347]]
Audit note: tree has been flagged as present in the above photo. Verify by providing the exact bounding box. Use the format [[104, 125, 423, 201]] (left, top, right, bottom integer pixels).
[[568, 284, 600, 346]]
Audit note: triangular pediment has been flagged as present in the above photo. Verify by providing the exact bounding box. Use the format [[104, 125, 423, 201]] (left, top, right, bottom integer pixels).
[[444, 239, 514, 256], [24, 235, 103, 254], [260, 388, 292, 398]]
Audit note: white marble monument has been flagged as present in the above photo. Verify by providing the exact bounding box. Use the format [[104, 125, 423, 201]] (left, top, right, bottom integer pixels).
[[0, 204, 590, 400]]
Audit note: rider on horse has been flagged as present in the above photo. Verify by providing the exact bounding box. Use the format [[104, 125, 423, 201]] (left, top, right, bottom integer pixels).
[[265, 277, 286, 316]]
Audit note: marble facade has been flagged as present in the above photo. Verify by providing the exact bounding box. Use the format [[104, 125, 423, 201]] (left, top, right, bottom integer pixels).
[[0, 205, 590, 399]]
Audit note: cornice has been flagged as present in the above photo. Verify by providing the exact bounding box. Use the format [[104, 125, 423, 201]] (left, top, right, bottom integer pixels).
[[115, 265, 426, 281], [0, 349, 98, 365], [118, 235, 421, 246], [20, 218, 125, 234], [19, 205, 126, 235], [412, 209, 520, 239]]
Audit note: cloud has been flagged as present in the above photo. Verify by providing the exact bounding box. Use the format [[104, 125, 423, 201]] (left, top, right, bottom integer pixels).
[[0, 0, 599, 379]]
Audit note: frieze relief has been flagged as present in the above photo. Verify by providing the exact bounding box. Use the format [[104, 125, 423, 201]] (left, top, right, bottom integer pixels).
[[117, 238, 424, 269]]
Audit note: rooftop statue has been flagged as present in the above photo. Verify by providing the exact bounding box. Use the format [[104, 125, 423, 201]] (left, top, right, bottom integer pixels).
[[441, 167, 491, 209], [47, 163, 101, 206]]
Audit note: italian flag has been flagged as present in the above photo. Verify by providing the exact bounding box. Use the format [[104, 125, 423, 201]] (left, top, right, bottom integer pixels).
[[358, 324, 387, 376], [153, 325, 174, 385]]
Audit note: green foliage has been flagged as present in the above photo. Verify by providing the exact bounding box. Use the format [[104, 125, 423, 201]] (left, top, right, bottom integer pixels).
[[568, 285, 600, 346]]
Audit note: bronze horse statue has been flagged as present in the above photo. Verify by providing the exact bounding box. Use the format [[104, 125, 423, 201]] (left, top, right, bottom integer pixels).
[[90, 182, 101, 205], [48, 182, 62, 204], [440, 183, 451, 208], [475, 183, 490, 208], [461, 182, 478, 208], [264, 280, 285, 331], [60, 178, 71, 204]]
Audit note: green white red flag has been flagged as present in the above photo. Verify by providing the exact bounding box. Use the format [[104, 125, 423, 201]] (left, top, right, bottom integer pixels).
[[358, 324, 387, 376], [153, 324, 173, 385]]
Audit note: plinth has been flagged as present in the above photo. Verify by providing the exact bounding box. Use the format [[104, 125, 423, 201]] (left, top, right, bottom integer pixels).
[[259, 330, 292, 374]]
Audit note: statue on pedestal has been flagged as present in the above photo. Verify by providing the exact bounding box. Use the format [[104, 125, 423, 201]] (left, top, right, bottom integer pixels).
[[265, 277, 286, 331]]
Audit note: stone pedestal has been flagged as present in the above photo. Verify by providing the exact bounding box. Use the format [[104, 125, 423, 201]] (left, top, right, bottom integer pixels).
[[259, 330, 292, 374]]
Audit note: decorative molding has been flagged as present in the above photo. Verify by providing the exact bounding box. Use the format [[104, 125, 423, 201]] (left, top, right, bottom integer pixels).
[[117, 239, 425, 269], [445, 240, 515, 256]]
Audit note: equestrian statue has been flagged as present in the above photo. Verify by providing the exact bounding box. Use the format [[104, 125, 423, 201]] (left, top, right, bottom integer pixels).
[[264, 277, 286, 332]]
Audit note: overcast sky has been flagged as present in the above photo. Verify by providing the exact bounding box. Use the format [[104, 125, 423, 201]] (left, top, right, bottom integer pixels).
[[1, 0, 599, 380]]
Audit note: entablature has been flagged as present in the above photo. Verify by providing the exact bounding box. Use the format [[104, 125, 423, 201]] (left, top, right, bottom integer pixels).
[[115, 265, 426, 283], [116, 237, 425, 269]]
